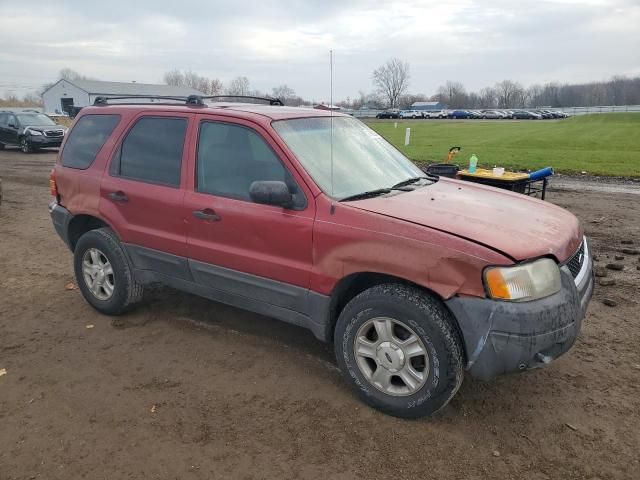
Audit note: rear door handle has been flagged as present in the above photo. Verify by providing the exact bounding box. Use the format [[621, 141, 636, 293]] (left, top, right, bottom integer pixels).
[[192, 209, 221, 222], [108, 191, 128, 202]]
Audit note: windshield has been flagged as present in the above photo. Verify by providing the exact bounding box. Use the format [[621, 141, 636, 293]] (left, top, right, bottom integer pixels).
[[16, 113, 57, 127], [273, 116, 424, 199]]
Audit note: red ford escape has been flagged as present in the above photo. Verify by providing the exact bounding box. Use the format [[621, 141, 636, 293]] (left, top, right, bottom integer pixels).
[[49, 96, 594, 417]]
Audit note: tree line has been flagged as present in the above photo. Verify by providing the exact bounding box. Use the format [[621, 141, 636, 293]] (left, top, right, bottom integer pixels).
[[342, 58, 640, 110], [2, 64, 639, 111], [162, 69, 306, 106]]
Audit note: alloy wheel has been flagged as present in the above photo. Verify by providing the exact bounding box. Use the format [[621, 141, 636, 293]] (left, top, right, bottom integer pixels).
[[353, 317, 429, 396], [82, 248, 115, 300]]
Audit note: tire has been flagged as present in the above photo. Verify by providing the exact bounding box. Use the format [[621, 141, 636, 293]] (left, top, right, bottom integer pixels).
[[0, 142, 5, 150], [74, 228, 143, 315], [20, 137, 33, 153], [334, 284, 464, 418], [20, 137, 32, 154]]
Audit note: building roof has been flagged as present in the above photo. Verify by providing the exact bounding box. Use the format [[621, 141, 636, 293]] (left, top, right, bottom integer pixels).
[[411, 101, 442, 107], [43, 79, 204, 97], [313, 104, 341, 110]]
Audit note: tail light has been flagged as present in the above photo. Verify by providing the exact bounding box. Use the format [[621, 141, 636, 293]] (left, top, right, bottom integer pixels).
[[49, 169, 58, 198]]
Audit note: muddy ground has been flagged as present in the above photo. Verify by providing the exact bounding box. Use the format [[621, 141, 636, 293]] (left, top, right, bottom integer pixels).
[[1, 148, 639, 480]]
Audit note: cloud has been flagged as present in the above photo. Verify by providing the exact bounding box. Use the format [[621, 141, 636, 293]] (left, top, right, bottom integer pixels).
[[0, 0, 638, 100]]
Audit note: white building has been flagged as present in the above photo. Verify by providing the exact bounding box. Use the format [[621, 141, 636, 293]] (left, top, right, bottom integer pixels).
[[41, 79, 205, 114]]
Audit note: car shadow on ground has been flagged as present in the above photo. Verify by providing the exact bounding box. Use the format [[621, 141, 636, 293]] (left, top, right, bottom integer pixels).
[[123, 283, 335, 362], [115, 283, 546, 417]]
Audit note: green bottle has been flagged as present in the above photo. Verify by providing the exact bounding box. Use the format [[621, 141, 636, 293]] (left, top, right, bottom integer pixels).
[[469, 154, 478, 173]]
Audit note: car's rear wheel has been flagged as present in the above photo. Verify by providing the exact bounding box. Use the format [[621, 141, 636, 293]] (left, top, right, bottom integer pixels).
[[74, 228, 143, 315], [20, 138, 32, 153], [334, 284, 464, 418]]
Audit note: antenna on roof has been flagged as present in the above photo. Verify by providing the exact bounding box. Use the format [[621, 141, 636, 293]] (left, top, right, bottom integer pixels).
[[330, 49, 334, 197]]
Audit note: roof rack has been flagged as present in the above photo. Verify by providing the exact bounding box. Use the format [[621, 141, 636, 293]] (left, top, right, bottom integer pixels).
[[187, 95, 284, 106], [93, 95, 189, 105], [93, 95, 284, 107]]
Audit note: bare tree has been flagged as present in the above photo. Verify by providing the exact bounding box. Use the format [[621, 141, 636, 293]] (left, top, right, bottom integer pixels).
[[183, 71, 210, 94], [479, 87, 497, 108], [495, 80, 525, 108], [226, 76, 250, 96], [209, 78, 224, 95], [59, 68, 88, 81], [163, 69, 224, 95], [163, 69, 184, 87], [437, 81, 467, 108], [271, 84, 296, 104], [372, 58, 410, 108]]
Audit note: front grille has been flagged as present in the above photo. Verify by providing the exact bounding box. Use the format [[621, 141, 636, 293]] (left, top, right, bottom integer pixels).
[[566, 240, 585, 279], [44, 130, 64, 138]]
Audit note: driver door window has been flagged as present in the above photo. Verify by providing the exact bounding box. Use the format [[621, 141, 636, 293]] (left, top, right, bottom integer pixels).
[[196, 121, 303, 207]]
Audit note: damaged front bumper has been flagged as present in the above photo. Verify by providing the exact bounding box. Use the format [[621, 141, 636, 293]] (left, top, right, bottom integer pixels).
[[446, 239, 594, 381]]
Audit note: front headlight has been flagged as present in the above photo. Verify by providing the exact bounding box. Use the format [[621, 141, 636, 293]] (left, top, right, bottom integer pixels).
[[484, 258, 561, 302], [26, 129, 42, 136]]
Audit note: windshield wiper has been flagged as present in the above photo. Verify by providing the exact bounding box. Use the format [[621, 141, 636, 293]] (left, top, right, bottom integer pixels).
[[391, 176, 432, 189], [339, 188, 392, 202]]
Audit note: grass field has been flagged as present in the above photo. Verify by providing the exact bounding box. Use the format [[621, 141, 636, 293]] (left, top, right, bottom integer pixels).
[[366, 113, 640, 177]]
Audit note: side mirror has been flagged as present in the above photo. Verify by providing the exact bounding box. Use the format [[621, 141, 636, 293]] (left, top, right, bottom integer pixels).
[[8, 123, 17, 129], [249, 181, 293, 208]]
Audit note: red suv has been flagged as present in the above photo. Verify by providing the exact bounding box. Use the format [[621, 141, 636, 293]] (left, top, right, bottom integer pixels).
[[49, 96, 594, 417]]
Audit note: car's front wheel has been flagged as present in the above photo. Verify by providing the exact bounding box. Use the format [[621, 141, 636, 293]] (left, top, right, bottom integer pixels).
[[74, 228, 143, 315], [334, 284, 464, 418], [20, 137, 32, 153]]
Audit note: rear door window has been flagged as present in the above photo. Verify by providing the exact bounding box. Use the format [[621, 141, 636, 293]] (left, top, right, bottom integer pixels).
[[61, 114, 120, 169], [113, 117, 187, 187]]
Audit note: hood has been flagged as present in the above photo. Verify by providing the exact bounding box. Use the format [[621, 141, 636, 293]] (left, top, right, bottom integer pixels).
[[348, 178, 582, 262], [24, 125, 66, 133]]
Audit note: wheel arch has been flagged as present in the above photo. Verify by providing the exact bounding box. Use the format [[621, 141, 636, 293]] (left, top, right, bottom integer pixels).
[[67, 214, 115, 251], [326, 271, 468, 364], [329, 273, 441, 333]]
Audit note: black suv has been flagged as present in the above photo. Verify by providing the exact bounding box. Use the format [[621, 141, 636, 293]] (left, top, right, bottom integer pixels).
[[0, 111, 67, 153]]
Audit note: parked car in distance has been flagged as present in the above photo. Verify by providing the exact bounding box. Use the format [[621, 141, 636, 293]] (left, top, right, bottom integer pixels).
[[541, 109, 567, 119], [448, 109, 474, 119], [531, 109, 553, 119], [0, 111, 67, 153], [424, 109, 448, 119], [399, 110, 421, 119], [375, 109, 400, 119], [511, 110, 541, 120], [481, 110, 506, 119], [49, 96, 593, 418]]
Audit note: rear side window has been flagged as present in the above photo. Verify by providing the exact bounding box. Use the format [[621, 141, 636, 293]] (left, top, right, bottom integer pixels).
[[61, 114, 120, 169], [114, 117, 187, 187]]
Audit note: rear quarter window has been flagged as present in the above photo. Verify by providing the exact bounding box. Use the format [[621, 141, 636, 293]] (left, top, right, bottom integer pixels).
[[61, 114, 120, 169]]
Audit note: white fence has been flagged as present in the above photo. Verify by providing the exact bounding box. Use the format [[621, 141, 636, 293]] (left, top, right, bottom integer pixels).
[[547, 105, 640, 115]]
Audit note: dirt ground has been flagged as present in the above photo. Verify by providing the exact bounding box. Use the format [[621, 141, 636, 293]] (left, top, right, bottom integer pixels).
[[1, 148, 639, 480]]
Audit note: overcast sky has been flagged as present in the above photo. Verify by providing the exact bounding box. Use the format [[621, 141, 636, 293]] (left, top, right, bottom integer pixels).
[[1, 0, 638, 101]]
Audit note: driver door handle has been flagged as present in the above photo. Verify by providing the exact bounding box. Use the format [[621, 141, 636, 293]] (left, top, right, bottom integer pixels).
[[108, 191, 128, 202], [192, 208, 221, 222]]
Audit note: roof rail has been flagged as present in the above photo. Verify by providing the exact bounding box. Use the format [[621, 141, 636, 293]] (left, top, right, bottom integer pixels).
[[93, 94, 284, 107], [187, 95, 284, 106], [93, 95, 190, 105]]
